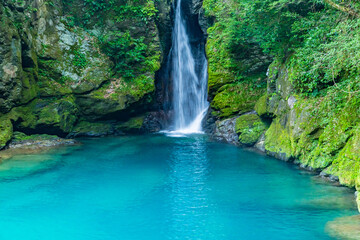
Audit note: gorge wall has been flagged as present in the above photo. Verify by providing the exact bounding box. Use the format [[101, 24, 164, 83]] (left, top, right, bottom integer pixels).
[[0, 0, 174, 144], [203, 0, 360, 212]]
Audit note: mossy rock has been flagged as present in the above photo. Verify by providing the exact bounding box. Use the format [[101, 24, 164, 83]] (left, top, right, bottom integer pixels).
[[0, 118, 13, 149], [116, 116, 145, 133], [255, 95, 268, 117], [236, 114, 268, 146], [265, 117, 294, 161], [301, 96, 359, 170], [235, 114, 260, 133], [12, 132, 59, 142], [326, 215, 360, 239], [20, 68, 39, 104], [70, 121, 114, 137], [208, 70, 234, 96], [211, 81, 265, 119], [14, 97, 78, 135], [76, 76, 155, 120], [325, 126, 360, 188]]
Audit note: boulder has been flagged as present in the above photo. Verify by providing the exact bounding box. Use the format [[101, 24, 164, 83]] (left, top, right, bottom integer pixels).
[[235, 113, 268, 146]]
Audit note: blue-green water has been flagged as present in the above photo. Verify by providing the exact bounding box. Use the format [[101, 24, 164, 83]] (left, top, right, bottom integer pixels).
[[0, 135, 357, 239]]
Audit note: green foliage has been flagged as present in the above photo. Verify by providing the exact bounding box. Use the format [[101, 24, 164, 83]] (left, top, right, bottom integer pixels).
[[71, 49, 87, 69], [62, 0, 157, 26], [204, 0, 360, 95], [290, 13, 360, 94], [60, 0, 160, 81], [204, 0, 321, 57], [99, 31, 159, 78], [204, 0, 271, 81]]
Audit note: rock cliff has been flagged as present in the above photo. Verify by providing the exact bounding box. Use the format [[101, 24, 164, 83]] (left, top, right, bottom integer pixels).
[[0, 0, 172, 147], [203, 0, 360, 212]]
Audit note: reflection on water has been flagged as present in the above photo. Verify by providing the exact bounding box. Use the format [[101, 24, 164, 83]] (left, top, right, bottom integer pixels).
[[167, 136, 212, 239], [0, 135, 357, 240]]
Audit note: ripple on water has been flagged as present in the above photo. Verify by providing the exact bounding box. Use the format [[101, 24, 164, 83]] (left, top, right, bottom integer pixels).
[[0, 135, 357, 240]]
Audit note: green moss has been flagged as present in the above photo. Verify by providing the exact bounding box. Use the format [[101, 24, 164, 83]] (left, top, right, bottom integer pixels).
[[255, 95, 268, 117], [15, 96, 78, 133], [236, 114, 268, 146], [12, 132, 59, 143], [211, 81, 265, 119], [295, 91, 360, 170], [116, 116, 145, 133], [0, 117, 13, 149], [236, 114, 261, 133], [265, 118, 294, 161], [21, 68, 39, 103], [91, 75, 155, 102], [71, 121, 114, 137], [208, 70, 234, 96], [267, 60, 280, 82], [325, 126, 360, 188]]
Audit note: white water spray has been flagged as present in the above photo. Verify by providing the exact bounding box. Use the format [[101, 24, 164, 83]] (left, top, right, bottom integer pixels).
[[171, 0, 209, 134]]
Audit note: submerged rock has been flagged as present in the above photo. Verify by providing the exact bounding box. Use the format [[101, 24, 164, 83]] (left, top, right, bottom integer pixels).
[[0, 132, 77, 161], [9, 132, 77, 149], [326, 215, 360, 240]]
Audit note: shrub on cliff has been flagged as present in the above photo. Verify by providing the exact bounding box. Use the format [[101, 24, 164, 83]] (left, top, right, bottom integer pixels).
[[204, 0, 360, 95]]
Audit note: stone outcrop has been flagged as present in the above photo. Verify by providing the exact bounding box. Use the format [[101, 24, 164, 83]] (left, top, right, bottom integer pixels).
[[209, 56, 360, 212], [0, 0, 173, 148], [213, 117, 239, 145], [203, 0, 360, 212]]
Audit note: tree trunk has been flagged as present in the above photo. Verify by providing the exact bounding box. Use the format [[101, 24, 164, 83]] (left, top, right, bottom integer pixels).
[[324, 0, 359, 17]]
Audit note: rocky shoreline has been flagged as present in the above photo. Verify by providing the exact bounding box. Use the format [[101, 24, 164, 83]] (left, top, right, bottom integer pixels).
[[0, 124, 358, 238], [209, 115, 360, 239], [1, 121, 359, 215], [208, 111, 360, 215], [0, 132, 78, 161]]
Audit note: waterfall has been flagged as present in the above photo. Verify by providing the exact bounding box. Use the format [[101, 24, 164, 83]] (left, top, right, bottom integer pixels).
[[171, 0, 209, 134]]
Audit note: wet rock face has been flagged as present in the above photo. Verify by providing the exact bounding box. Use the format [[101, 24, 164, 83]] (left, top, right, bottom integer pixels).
[[213, 117, 239, 146], [183, 0, 207, 44], [0, 3, 25, 113], [181, 0, 208, 36], [211, 111, 269, 148], [252, 56, 360, 212], [142, 111, 170, 133], [0, 0, 169, 144]]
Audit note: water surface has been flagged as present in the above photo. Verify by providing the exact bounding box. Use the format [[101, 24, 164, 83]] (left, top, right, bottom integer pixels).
[[0, 135, 357, 239]]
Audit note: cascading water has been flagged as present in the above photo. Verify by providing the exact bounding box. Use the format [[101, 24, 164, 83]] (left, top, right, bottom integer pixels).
[[171, 0, 209, 134]]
